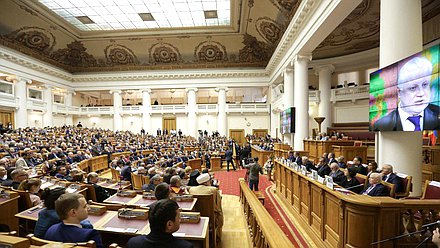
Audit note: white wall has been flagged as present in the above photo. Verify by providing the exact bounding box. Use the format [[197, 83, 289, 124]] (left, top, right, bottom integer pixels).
[[176, 115, 188, 134], [197, 114, 218, 133], [227, 114, 270, 136], [28, 113, 43, 128], [333, 99, 369, 123], [122, 115, 142, 133], [73, 116, 113, 130], [53, 116, 66, 127]]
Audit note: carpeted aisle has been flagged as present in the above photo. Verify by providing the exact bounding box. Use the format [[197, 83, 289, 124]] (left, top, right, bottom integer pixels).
[[214, 169, 309, 248]]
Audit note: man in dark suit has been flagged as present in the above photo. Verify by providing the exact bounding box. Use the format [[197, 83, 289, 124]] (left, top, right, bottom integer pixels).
[[329, 162, 345, 184], [381, 164, 403, 193], [225, 148, 235, 172], [156, 128, 162, 136], [353, 156, 367, 175], [44, 193, 102, 248], [373, 56, 440, 131], [127, 199, 193, 248], [361, 173, 389, 196]]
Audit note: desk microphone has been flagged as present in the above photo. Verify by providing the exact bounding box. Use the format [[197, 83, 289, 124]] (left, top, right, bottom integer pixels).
[[344, 183, 365, 190], [421, 220, 440, 229]]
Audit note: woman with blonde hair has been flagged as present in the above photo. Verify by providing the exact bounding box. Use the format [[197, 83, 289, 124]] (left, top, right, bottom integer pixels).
[[18, 178, 42, 206]]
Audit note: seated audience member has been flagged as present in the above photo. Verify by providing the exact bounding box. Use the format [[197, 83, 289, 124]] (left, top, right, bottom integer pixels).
[[341, 168, 362, 194], [327, 153, 337, 165], [120, 162, 132, 182], [337, 156, 347, 169], [44, 193, 103, 248], [328, 163, 344, 184], [143, 174, 161, 192], [361, 172, 389, 196], [302, 156, 314, 171], [187, 170, 200, 186], [163, 167, 176, 184], [189, 173, 224, 241], [381, 164, 402, 193], [352, 156, 367, 175], [170, 175, 185, 195], [155, 183, 171, 200], [293, 152, 302, 165], [86, 172, 110, 203], [35, 188, 93, 238], [55, 165, 69, 180], [127, 199, 193, 248], [3, 168, 28, 189], [315, 157, 331, 177], [18, 178, 42, 206], [69, 169, 84, 182], [367, 161, 378, 177], [0, 166, 10, 185]]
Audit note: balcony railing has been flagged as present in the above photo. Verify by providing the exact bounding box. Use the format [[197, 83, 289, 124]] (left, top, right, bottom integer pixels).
[[0, 93, 18, 108], [121, 105, 141, 114], [309, 90, 320, 103], [197, 104, 218, 113], [331, 85, 369, 103], [151, 104, 188, 114], [79, 106, 114, 115], [226, 103, 270, 113], [27, 99, 46, 111]]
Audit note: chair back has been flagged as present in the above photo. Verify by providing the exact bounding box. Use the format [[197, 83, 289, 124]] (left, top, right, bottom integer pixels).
[[83, 184, 98, 202], [27, 234, 96, 248], [381, 181, 395, 198], [395, 173, 412, 198], [111, 168, 121, 181], [131, 173, 143, 190], [88, 200, 125, 211], [11, 189, 33, 211], [355, 173, 367, 190], [141, 175, 150, 185], [192, 193, 217, 247], [422, 180, 440, 199], [354, 141, 363, 147]]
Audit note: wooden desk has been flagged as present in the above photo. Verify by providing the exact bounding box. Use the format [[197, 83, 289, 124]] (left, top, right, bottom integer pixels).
[[97, 181, 131, 191], [211, 157, 221, 171], [104, 194, 197, 211], [251, 145, 273, 166], [0, 190, 19, 232], [187, 158, 202, 171], [332, 145, 367, 162], [274, 160, 440, 248]]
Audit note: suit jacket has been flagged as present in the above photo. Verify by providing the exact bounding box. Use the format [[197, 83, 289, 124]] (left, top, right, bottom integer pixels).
[[383, 173, 402, 193], [44, 223, 102, 248], [355, 165, 368, 175], [317, 165, 331, 177], [329, 170, 345, 184], [127, 231, 193, 248], [225, 150, 233, 161], [188, 185, 223, 228], [362, 183, 389, 197], [373, 104, 440, 131]]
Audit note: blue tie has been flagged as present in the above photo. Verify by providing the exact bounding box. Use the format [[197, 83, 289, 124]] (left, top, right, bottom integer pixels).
[[407, 116, 421, 131]]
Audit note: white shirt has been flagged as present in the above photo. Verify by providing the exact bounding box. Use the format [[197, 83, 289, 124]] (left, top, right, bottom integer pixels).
[[398, 107, 424, 131]]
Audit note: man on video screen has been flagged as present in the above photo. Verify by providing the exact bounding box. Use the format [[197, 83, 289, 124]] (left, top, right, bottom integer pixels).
[[374, 56, 440, 131]]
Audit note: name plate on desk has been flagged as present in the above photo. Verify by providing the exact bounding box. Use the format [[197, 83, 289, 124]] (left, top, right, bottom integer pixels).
[[88, 205, 107, 216], [325, 176, 334, 190], [180, 212, 200, 223], [117, 190, 137, 197], [317, 176, 325, 184], [172, 195, 193, 202], [142, 193, 156, 200], [300, 165, 307, 176], [118, 208, 148, 220]]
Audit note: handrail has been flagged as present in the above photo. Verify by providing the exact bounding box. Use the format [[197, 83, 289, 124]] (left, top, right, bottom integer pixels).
[[239, 178, 292, 248]]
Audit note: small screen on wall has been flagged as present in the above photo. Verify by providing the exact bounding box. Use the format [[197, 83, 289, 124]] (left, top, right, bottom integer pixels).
[[280, 107, 295, 134]]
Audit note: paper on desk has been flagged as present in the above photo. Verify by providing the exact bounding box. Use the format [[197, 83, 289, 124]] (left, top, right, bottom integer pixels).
[[173, 233, 186, 237], [105, 227, 126, 232]]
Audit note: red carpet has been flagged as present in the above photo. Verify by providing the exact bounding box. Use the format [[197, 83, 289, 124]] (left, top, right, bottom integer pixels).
[[215, 169, 309, 247]]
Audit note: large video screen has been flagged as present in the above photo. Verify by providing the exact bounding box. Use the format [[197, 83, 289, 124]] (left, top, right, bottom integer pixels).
[[280, 107, 295, 134], [369, 44, 439, 131]]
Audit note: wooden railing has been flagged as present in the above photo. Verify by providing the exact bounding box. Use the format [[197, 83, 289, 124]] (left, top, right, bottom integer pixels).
[[239, 178, 292, 248], [274, 160, 440, 248]]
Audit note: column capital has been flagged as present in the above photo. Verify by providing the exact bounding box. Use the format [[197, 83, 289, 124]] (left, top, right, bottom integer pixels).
[[109, 90, 122, 95], [185, 88, 198, 93], [6, 75, 32, 84], [284, 67, 294, 74], [43, 85, 53, 90], [214, 87, 228, 92], [293, 54, 312, 63], [66, 89, 76, 95], [314, 64, 335, 76], [141, 88, 152, 93]]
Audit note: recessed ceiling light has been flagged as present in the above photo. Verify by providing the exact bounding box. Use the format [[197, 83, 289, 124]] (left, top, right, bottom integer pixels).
[[76, 16, 94, 24], [204, 10, 218, 19], [139, 13, 155, 22]]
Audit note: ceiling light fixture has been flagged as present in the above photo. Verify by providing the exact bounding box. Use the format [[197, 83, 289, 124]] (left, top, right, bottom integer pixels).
[[76, 16, 94, 24], [204, 10, 218, 19], [139, 13, 155, 22]]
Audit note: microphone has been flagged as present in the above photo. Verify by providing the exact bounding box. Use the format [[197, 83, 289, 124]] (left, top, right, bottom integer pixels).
[[344, 183, 365, 190], [421, 220, 440, 229]]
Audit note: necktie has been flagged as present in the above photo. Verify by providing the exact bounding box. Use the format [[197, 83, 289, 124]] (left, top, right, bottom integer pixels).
[[407, 116, 421, 131]]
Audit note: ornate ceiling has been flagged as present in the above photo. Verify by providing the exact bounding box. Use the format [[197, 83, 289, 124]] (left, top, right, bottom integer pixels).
[[0, 0, 439, 73]]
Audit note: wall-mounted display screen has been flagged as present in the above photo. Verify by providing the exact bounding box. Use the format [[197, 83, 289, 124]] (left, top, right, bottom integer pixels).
[[280, 107, 295, 134], [369, 44, 439, 131]]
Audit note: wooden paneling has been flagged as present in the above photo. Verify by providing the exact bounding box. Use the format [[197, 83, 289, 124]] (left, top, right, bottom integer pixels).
[[0, 111, 13, 128], [333, 145, 367, 162], [163, 117, 176, 131], [229, 129, 245, 145], [252, 129, 268, 138]]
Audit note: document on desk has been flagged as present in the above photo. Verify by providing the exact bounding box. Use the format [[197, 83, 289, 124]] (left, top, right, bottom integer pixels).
[[173, 232, 185, 237]]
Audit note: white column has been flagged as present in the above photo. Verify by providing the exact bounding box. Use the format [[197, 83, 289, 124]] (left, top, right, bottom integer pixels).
[[186, 88, 198, 137], [65, 90, 74, 126], [110, 90, 122, 131], [9, 76, 31, 128], [316, 65, 335, 134], [283, 68, 294, 146], [142, 89, 152, 134], [43, 85, 53, 127], [293, 54, 311, 151], [216, 87, 227, 136], [377, 0, 422, 196]]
